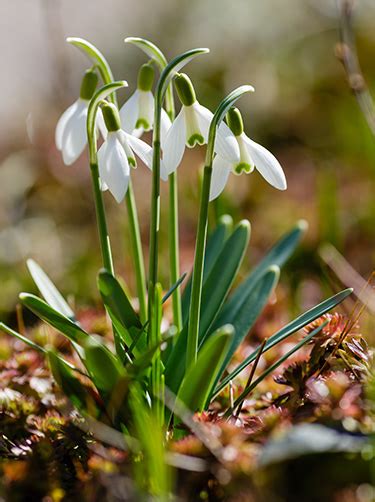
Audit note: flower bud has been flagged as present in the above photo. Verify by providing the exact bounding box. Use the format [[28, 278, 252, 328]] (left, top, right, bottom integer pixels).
[[101, 102, 121, 132], [137, 63, 155, 92], [226, 107, 244, 137], [174, 73, 196, 107], [79, 69, 99, 100]]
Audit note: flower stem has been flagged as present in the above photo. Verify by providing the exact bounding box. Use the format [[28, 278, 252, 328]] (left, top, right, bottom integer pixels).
[[186, 164, 212, 367], [90, 161, 114, 273], [168, 171, 183, 333], [125, 180, 147, 324]]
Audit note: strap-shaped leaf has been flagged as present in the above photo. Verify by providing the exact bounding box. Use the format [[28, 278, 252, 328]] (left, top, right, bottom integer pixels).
[[224, 321, 327, 417], [27, 259, 75, 320], [214, 288, 353, 396], [211, 266, 280, 395], [97, 270, 145, 356], [181, 214, 233, 322], [165, 220, 250, 394], [176, 325, 233, 413], [82, 336, 125, 394], [48, 350, 97, 414], [212, 220, 307, 330], [19, 293, 89, 346]]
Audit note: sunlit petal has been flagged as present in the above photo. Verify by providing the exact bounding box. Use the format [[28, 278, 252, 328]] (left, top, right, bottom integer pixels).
[[243, 134, 287, 190], [124, 132, 153, 168], [101, 133, 130, 203], [55, 100, 80, 151], [162, 108, 186, 175], [119, 90, 139, 134], [160, 108, 172, 146], [61, 100, 88, 165], [209, 155, 232, 201]]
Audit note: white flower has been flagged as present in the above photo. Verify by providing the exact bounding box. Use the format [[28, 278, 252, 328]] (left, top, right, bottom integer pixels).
[[162, 74, 239, 176], [55, 69, 105, 165], [119, 62, 171, 145], [209, 108, 287, 201], [98, 103, 153, 203]]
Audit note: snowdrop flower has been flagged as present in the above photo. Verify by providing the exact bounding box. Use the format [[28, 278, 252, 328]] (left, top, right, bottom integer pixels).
[[119, 62, 171, 141], [98, 102, 153, 203], [162, 73, 240, 176], [55, 69, 106, 165], [209, 107, 287, 201]]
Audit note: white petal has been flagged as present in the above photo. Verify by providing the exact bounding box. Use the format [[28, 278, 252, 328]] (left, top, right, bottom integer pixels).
[[160, 160, 169, 181], [97, 141, 108, 191], [119, 90, 139, 134], [162, 108, 186, 175], [55, 100, 79, 151], [124, 132, 153, 168], [194, 103, 239, 162], [101, 133, 130, 203], [209, 155, 232, 201], [243, 134, 287, 190], [96, 108, 107, 140], [61, 100, 88, 165], [137, 90, 154, 130], [160, 108, 172, 146]]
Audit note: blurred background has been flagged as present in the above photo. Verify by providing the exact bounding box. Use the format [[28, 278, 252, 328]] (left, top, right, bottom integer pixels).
[[0, 0, 374, 325]]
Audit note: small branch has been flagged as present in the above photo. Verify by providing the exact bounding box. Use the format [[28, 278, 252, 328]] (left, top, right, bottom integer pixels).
[[336, 0, 375, 135]]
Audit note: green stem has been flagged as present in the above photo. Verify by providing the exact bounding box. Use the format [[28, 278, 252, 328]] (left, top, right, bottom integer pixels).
[[90, 161, 114, 274], [125, 180, 147, 324], [186, 164, 212, 367], [168, 171, 182, 333]]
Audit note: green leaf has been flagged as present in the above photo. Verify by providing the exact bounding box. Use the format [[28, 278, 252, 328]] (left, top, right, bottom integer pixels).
[[0, 322, 81, 374], [48, 350, 96, 414], [82, 336, 124, 393], [176, 325, 233, 413], [181, 214, 233, 322], [162, 272, 187, 305], [211, 266, 280, 394], [19, 293, 89, 346], [27, 259, 75, 320], [225, 321, 328, 417], [165, 220, 250, 395], [214, 220, 307, 330], [0, 322, 46, 354], [214, 288, 353, 396], [97, 270, 145, 356]]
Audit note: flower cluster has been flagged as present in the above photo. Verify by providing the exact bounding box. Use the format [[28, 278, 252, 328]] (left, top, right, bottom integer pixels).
[[56, 63, 286, 202]]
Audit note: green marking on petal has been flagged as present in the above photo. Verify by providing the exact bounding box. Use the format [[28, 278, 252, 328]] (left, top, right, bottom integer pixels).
[[187, 134, 204, 148], [135, 118, 151, 130], [128, 157, 137, 168], [233, 162, 253, 175]]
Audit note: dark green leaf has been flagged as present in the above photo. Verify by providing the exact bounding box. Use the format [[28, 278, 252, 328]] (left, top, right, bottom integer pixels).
[[214, 288, 353, 396], [182, 214, 233, 322]]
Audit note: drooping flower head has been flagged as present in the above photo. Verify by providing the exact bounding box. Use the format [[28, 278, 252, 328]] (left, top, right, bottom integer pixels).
[[162, 73, 240, 176], [209, 107, 287, 201], [98, 102, 153, 203], [55, 69, 105, 165]]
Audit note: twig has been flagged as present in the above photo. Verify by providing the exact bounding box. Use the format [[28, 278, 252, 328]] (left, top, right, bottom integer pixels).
[[336, 0, 375, 135]]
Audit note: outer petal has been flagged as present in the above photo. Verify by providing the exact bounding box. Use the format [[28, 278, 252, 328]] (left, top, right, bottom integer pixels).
[[160, 108, 172, 146], [101, 134, 130, 203], [243, 135, 287, 190], [96, 108, 107, 140], [162, 108, 186, 175], [160, 160, 169, 181], [97, 141, 108, 191], [209, 155, 232, 201], [194, 103, 240, 163], [61, 100, 88, 165], [55, 100, 79, 151], [119, 90, 139, 134], [124, 132, 153, 168]]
